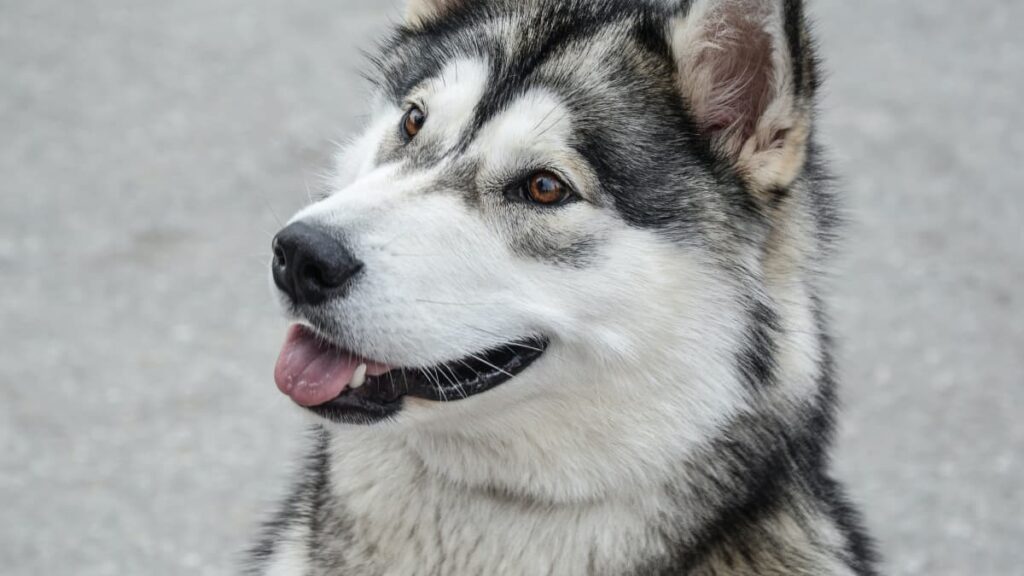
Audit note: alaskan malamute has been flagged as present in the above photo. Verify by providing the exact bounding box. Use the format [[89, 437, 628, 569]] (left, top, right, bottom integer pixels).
[[248, 0, 877, 574]]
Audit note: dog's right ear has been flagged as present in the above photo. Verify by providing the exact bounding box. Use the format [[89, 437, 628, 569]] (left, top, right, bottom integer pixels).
[[405, 0, 465, 27]]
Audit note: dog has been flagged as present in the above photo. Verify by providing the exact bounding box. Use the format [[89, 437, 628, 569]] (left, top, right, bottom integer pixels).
[[246, 0, 877, 574]]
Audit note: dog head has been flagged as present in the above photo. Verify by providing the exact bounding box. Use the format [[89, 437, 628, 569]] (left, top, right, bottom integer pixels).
[[269, 0, 827, 503]]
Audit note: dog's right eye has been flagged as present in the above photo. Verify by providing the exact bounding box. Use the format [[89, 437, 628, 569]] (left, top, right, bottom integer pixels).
[[518, 171, 575, 207], [526, 172, 567, 205], [401, 105, 426, 141]]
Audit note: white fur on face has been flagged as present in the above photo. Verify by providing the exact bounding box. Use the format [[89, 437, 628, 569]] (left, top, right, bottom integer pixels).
[[283, 55, 752, 504], [473, 89, 577, 178], [409, 58, 492, 151], [401, 232, 752, 503]]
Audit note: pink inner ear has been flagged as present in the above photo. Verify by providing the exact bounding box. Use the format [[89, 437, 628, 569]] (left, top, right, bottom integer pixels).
[[697, 12, 775, 144]]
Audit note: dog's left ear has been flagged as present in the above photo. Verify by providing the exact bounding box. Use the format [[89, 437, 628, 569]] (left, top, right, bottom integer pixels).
[[406, 0, 465, 27], [671, 0, 817, 194]]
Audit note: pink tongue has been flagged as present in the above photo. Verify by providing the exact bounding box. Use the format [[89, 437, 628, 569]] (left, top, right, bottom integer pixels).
[[274, 325, 362, 407]]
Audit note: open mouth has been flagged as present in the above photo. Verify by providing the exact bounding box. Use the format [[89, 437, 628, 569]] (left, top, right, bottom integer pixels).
[[274, 325, 548, 424]]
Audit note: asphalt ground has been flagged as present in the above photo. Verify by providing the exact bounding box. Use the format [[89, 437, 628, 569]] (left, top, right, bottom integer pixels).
[[1, 1, 1021, 574]]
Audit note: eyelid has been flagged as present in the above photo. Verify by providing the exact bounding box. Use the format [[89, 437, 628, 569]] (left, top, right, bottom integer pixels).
[[403, 98, 427, 114], [549, 161, 602, 205]]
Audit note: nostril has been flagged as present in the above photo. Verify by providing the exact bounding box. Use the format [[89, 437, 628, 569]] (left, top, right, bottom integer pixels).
[[273, 244, 287, 268]]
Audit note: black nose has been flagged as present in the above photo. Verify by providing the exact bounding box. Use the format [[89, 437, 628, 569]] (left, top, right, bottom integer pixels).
[[271, 222, 363, 306]]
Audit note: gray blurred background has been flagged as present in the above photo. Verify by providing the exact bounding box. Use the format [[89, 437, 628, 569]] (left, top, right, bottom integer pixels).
[[1, 1, 1021, 574]]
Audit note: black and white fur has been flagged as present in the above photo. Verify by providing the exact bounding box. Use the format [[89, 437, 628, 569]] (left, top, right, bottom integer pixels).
[[247, 0, 877, 574]]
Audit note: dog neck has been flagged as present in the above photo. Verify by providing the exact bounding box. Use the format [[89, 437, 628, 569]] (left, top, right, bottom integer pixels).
[[294, 418, 855, 576]]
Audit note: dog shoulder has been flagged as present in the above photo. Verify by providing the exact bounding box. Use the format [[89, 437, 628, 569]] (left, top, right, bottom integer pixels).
[[243, 431, 330, 576]]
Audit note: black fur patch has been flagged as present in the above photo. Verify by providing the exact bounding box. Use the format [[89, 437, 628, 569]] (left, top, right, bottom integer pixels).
[[736, 301, 781, 389]]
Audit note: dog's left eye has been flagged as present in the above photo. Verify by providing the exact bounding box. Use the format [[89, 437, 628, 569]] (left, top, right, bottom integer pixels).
[[522, 172, 572, 206]]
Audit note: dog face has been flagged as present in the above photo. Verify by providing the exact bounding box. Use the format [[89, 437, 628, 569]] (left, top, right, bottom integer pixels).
[[270, 0, 821, 502]]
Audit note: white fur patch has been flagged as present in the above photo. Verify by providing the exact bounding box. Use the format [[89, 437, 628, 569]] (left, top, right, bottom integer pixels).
[[260, 523, 310, 576], [410, 57, 490, 149]]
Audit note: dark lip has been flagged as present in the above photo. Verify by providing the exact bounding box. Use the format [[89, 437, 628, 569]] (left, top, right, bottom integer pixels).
[[308, 336, 549, 425]]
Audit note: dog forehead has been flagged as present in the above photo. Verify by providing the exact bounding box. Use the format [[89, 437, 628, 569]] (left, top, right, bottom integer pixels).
[[374, 2, 665, 105], [472, 89, 572, 164], [397, 24, 658, 163], [419, 57, 489, 97], [415, 57, 491, 145]]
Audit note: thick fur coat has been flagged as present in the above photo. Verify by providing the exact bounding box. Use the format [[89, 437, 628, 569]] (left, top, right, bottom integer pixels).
[[246, 1, 878, 574]]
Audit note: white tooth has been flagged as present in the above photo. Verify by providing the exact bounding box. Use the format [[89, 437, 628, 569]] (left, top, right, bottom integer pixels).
[[351, 363, 368, 389]]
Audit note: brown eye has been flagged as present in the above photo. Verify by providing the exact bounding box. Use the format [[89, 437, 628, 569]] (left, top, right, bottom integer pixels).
[[402, 105, 426, 140], [526, 172, 570, 205]]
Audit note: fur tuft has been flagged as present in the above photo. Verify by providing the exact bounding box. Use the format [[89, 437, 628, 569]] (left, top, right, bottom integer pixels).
[[671, 0, 813, 194]]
